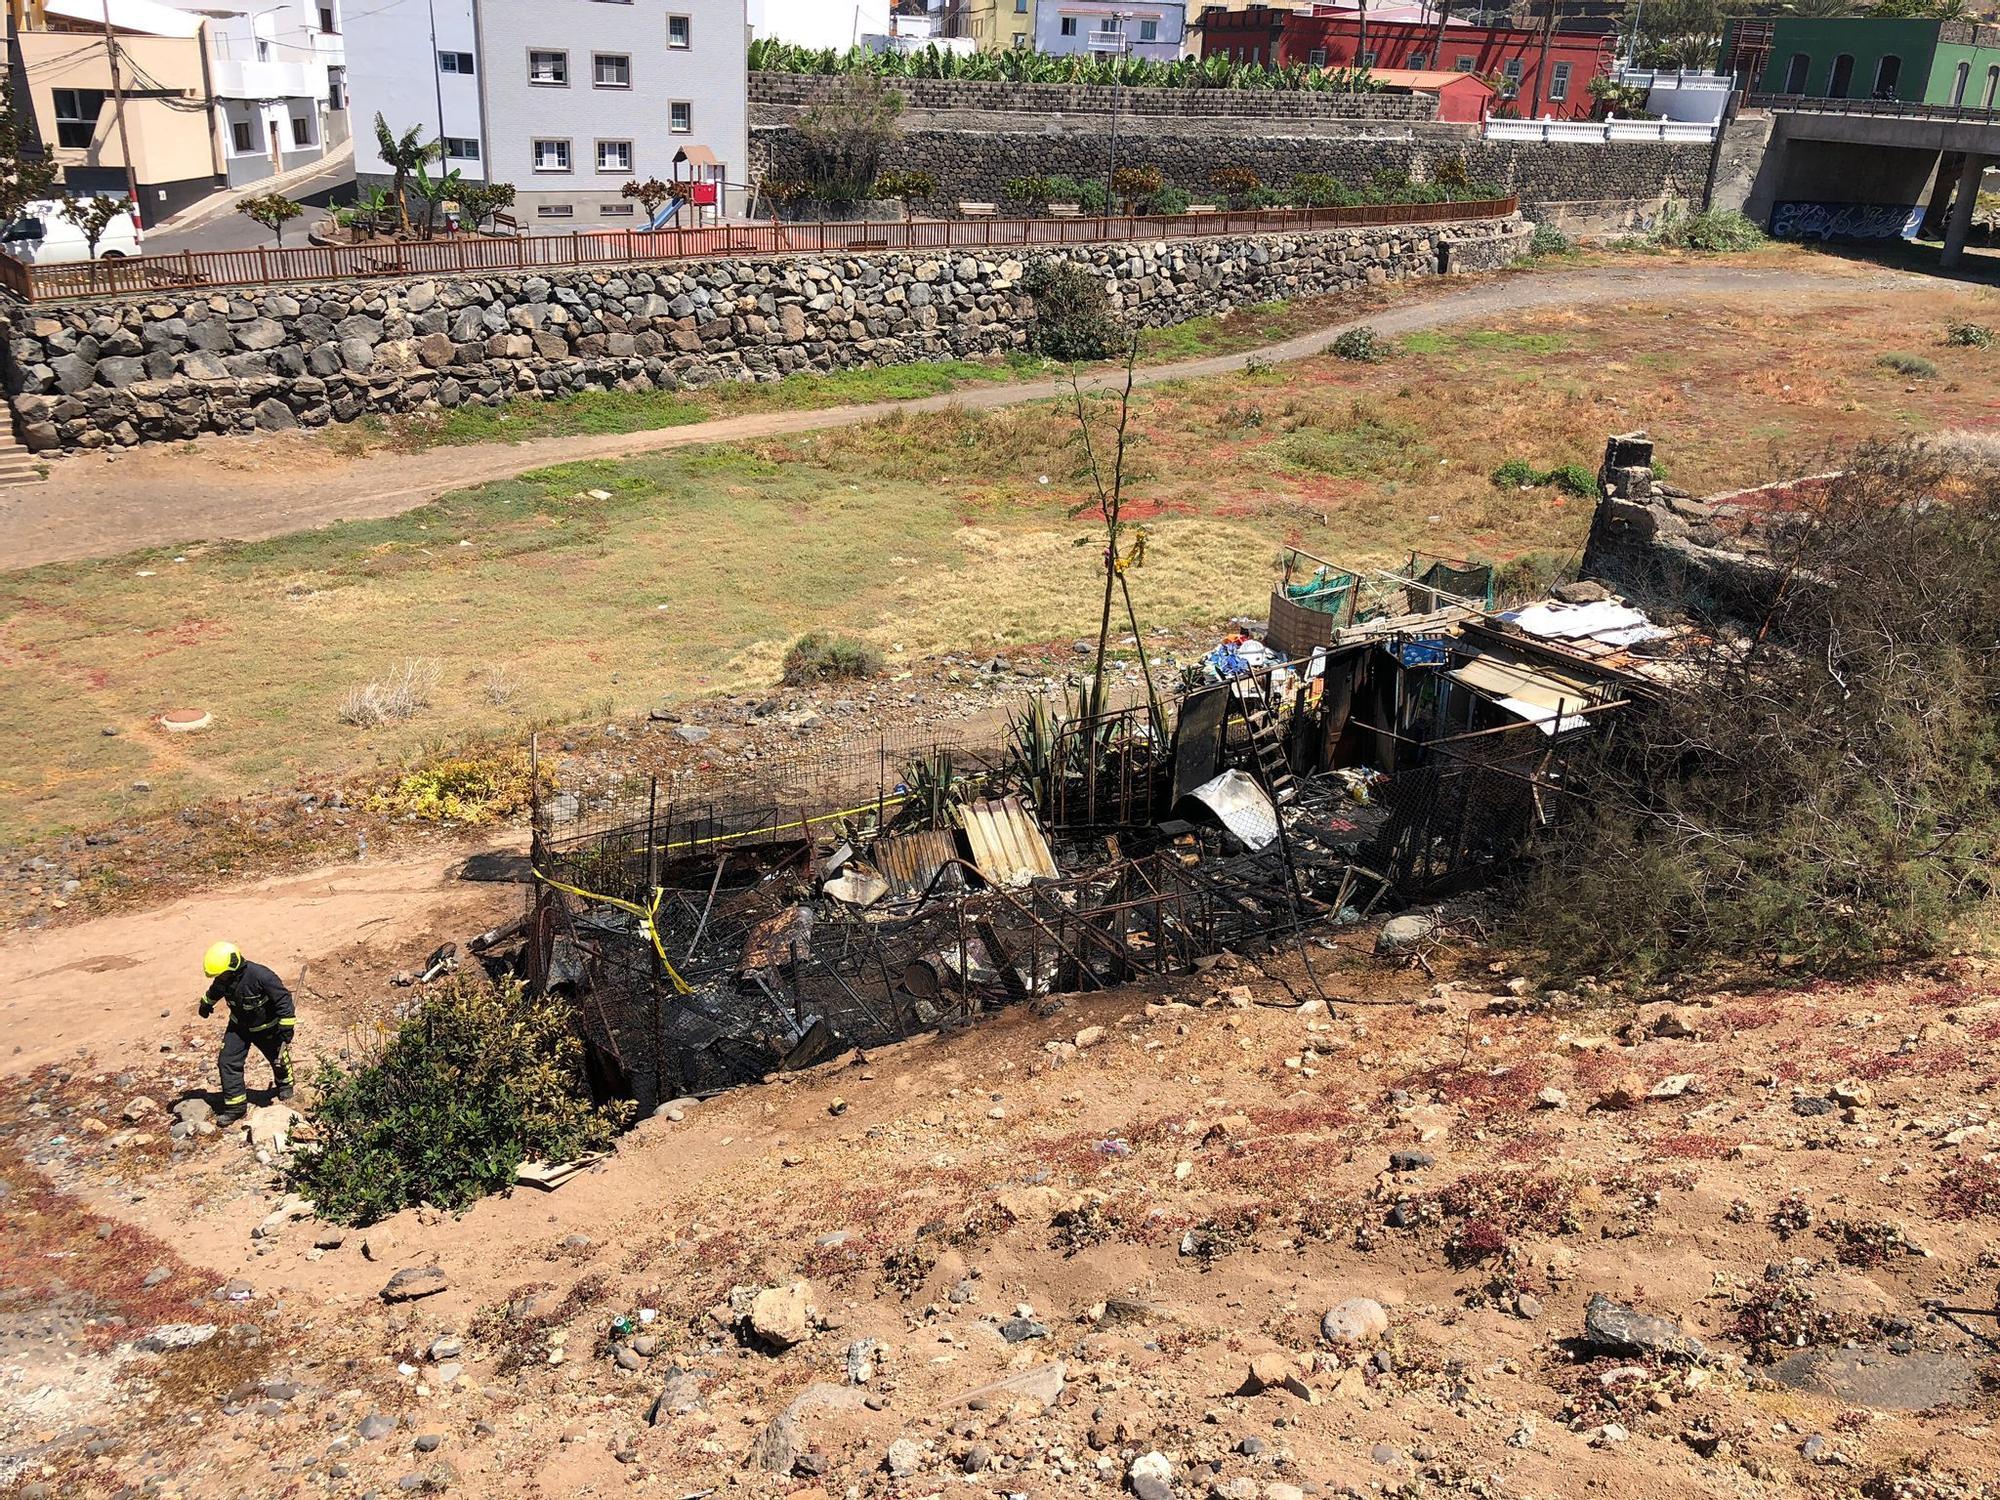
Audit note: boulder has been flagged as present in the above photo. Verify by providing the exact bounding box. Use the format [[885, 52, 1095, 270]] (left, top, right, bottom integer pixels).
[[745, 1411, 802, 1472], [1320, 1297, 1389, 1348], [748, 1282, 813, 1348], [380, 1265, 448, 1303], [1581, 1293, 1707, 1362], [1375, 912, 1437, 955]]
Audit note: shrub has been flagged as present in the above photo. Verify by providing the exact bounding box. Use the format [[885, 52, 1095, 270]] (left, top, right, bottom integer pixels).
[[873, 167, 936, 204], [1490, 457, 1541, 489], [1143, 186, 1193, 216], [1022, 259, 1123, 361], [1529, 222, 1573, 256], [1002, 174, 1053, 209], [1945, 322, 1994, 348], [1656, 206, 1765, 252], [1045, 175, 1106, 213], [1879, 352, 1938, 379], [338, 659, 439, 727], [1490, 549, 1578, 604], [289, 975, 630, 1225], [781, 631, 883, 685], [1508, 441, 2000, 982], [366, 746, 545, 824], [1544, 461, 1597, 498], [1331, 326, 1387, 363], [1210, 165, 1260, 203], [793, 74, 903, 202], [1110, 165, 1163, 210], [1288, 173, 1354, 208]]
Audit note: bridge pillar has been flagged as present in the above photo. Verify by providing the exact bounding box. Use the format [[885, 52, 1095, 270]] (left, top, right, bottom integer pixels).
[[1941, 153, 1990, 270]]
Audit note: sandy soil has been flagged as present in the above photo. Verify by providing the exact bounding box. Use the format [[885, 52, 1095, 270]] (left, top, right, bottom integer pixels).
[[4, 883, 1999, 1500], [1, 261, 1927, 570]]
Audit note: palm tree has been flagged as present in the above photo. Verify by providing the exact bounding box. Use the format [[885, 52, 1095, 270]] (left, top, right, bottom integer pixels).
[[372, 113, 442, 238]]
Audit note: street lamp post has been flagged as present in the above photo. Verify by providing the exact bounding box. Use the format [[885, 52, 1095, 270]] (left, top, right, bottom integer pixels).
[[1100, 12, 1134, 222]]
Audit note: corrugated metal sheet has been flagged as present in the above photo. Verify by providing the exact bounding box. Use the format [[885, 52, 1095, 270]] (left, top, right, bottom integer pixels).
[[956, 796, 1059, 888], [872, 829, 966, 900], [1178, 769, 1279, 851]]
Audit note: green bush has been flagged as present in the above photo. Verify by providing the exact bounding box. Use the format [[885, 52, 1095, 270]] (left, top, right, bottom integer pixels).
[[1288, 173, 1355, 209], [1022, 259, 1123, 361], [289, 976, 630, 1225], [781, 631, 883, 685], [1544, 461, 1597, 498], [1045, 175, 1107, 213], [1656, 206, 1765, 252], [1490, 457, 1541, 488], [1331, 326, 1388, 363], [1002, 174, 1052, 208], [1879, 352, 1938, 379], [1143, 186, 1193, 216], [1488, 549, 1578, 604], [1529, 222, 1573, 256], [1946, 322, 1994, 348]]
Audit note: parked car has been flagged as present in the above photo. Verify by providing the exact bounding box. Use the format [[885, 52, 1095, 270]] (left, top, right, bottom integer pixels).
[[1, 198, 144, 264]]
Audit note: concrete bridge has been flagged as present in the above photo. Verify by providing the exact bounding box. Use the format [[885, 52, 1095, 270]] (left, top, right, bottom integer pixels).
[[1717, 95, 1998, 266]]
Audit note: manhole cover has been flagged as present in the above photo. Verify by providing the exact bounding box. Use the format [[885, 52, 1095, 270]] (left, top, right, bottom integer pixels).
[[160, 708, 212, 732]]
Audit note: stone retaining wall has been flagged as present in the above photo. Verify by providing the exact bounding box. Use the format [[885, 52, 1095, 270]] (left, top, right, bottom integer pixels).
[[752, 124, 1713, 224], [6, 217, 1528, 453], [748, 72, 1440, 122]]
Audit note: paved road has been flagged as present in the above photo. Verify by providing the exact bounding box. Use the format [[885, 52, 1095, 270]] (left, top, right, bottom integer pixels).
[[145, 151, 357, 256], [0, 261, 1927, 571]]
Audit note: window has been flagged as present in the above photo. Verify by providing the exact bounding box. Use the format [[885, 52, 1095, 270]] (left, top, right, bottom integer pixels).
[[1308, 47, 1326, 65], [536, 203, 575, 219], [533, 138, 571, 172], [529, 50, 568, 85], [1500, 57, 1522, 95], [1549, 60, 1570, 101], [1139, 18, 1157, 41], [1782, 52, 1809, 93], [596, 139, 632, 173], [593, 53, 630, 87], [1014, 0, 1026, 11], [231, 119, 253, 152], [327, 68, 345, 110], [669, 101, 692, 133], [1012, 30, 1027, 47], [601, 202, 635, 216], [438, 50, 474, 74], [256, 38, 270, 60], [1096, 15, 1120, 32], [1985, 64, 1999, 110], [291, 116, 312, 147], [443, 135, 480, 160], [667, 13, 690, 47], [1950, 59, 1969, 106], [1361, 50, 1377, 68], [1874, 54, 1901, 98], [1826, 52, 1853, 98], [52, 88, 106, 149], [1410, 51, 1428, 69], [319, 5, 335, 32], [1454, 54, 1475, 72], [1060, 16, 1075, 34]]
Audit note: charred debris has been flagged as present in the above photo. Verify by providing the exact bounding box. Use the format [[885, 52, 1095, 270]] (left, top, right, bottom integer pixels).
[[527, 435, 1698, 1111]]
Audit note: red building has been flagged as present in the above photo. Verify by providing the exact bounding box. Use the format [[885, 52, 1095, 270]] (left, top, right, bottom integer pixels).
[[1196, 4, 1615, 121]]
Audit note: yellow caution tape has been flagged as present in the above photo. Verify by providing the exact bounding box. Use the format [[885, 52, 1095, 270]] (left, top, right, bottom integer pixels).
[[531, 869, 696, 996]]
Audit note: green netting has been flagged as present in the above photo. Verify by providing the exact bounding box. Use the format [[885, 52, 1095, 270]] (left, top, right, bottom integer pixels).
[[1284, 566, 1357, 616]]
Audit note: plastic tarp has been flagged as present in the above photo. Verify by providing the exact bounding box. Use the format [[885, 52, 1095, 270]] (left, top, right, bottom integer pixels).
[[1178, 769, 1279, 851], [1509, 600, 1667, 644], [1449, 655, 1594, 735]]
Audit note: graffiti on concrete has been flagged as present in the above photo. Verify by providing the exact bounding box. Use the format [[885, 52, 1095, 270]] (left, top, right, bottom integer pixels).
[[1770, 200, 1922, 242]]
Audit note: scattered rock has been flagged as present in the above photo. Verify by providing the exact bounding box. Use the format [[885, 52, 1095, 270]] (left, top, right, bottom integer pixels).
[[1595, 1073, 1647, 1111], [749, 1281, 814, 1348], [885, 1436, 925, 1477], [947, 1361, 1066, 1408], [1243, 1351, 1311, 1399], [357, 1413, 397, 1441], [380, 1266, 448, 1303], [1129, 1450, 1176, 1500], [649, 1368, 707, 1424], [1388, 1150, 1433, 1172], [1321, 1298, 1389, 1348], [1375, 912, 1437, 955], [999, 1315, 1049, 1343], [1581, 1294, 1708, 1363], [137, 1323, 217, 1352], [746, 1413, 803, 1472]]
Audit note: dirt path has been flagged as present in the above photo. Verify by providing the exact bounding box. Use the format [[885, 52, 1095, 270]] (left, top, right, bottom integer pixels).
[[0, 846, 513, 1076], [4, 262, 1924, 570]]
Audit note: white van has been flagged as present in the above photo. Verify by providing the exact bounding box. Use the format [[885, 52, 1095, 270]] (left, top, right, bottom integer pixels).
[[1, 197, 144, 264]]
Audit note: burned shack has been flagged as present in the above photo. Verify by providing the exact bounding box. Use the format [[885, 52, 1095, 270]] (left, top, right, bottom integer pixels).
[[529, 450, 1695, 1111]]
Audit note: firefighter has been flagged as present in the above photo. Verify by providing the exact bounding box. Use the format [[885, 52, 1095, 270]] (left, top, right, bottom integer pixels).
[[199, 941, 296, 1125]]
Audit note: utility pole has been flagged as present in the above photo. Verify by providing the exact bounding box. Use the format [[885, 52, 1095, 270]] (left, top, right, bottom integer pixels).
[[1101, 13, 1131, 222], [1529, 0, 1559, 117], [98, 0, 142, 220]]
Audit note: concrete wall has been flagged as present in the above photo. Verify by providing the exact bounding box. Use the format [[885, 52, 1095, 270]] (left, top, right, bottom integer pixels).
[[747, 71, 1442, 122], [345, 0, 485, 184], [5, 215, 1528, 453]]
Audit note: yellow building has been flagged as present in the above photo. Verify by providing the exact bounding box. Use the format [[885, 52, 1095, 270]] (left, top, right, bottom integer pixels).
[[936, 0, 1039, 52], [8, 0, 225, 223]]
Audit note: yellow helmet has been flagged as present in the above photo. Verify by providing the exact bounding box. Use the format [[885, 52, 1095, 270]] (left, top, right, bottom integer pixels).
[[203, 941, 243, 978]]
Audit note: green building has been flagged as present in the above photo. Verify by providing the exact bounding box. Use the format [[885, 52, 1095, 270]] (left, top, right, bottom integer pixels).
[[1722, 17, 2000, 109]]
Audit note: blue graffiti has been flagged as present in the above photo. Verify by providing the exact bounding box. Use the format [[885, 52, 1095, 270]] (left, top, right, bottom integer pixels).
[[1770, 201, 1923, 242]]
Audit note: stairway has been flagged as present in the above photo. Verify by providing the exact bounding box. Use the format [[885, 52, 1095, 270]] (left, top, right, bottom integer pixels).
[[0, 421, 43, 487], [1243, 705, 1298, 807]]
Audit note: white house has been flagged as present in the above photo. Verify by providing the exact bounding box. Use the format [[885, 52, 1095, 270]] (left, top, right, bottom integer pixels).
[[345, 0, 749, 227], [155, 0, 348, 188], [748, 0, 890, 51]]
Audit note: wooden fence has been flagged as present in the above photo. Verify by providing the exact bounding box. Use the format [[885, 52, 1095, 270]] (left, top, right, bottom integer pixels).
[[0, 198, 1518, 304]]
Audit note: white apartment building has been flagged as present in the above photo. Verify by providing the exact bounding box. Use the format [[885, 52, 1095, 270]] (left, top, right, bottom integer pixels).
[[154, 0, 349, 188], [346, 0, 748, 228], [748, 0, 889, 51]]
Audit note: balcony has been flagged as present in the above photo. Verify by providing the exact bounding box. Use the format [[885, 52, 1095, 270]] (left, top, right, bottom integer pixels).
[[210, 57, 318, 100]]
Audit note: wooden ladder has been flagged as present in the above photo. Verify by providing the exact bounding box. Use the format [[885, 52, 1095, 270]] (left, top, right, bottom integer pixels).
[[1242, 703, 1298, 806]]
